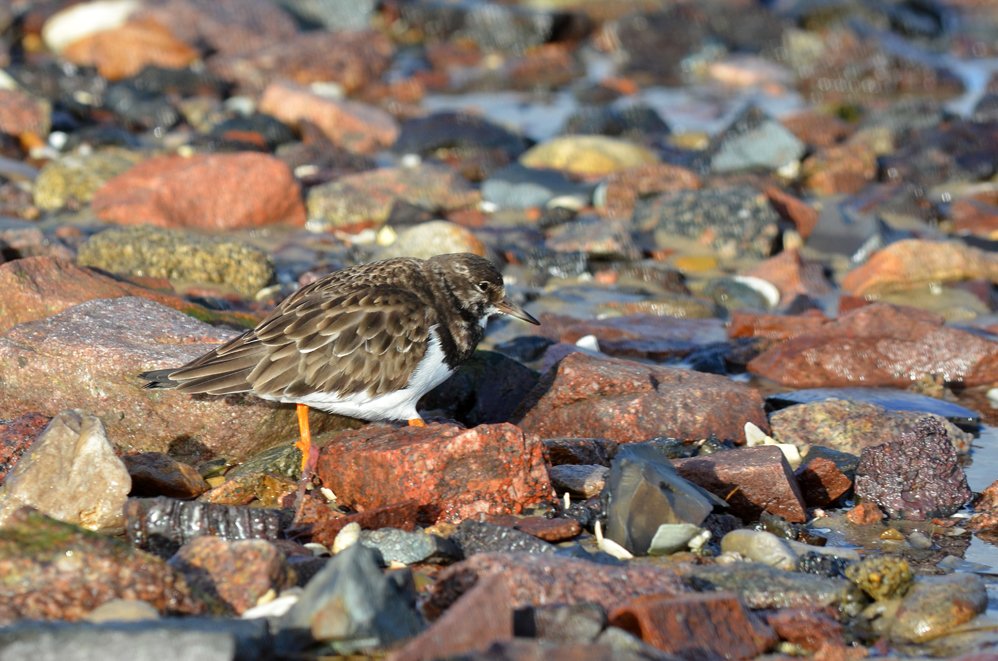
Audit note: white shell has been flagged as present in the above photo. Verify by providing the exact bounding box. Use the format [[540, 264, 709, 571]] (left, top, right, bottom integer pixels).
[[242, 593, 299, 619], [744, 422, 802, 469], [42, 0, 139, 54], [595, 520, 634, 560], [575, 334, 601, 352], [332, 522, 361, 554], [732, 275, 780, 309]]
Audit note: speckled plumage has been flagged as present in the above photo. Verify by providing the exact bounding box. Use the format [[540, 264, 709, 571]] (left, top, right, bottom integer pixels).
[[139, 253, 537, 422]]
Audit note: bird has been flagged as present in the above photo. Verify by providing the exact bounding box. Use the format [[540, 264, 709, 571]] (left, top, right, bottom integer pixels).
[[139, 253, 539, 478]]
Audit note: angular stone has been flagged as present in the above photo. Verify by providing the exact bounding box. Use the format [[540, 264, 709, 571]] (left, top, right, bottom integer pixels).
[[608, 592, 777, 660], [393, 573, 513, 661], [422, 553, 688, 621], [0, 507, 204, 624], [168, 536, 296, 615], [542, 437, 617, 467], [0, 410, 130, 533], [316, 423, 551, 524], [259, 81, 399, 154], [673, 446, 807, 523], [0, 412, 49, 482], [727, 309, 829, 343], [843, 239, 998, 297], [0, 297, 352, 460], [122, 452, 210, 499], [124, 497, 283, 559], [748, 303, 998, 388], [794, 457, 852, 507], [91, 152, 306, 231], [287, 500, 419, 548], [0, 256, 260, 334], [854, 417, 971, 521], [548, 464, 608, 499], [764, 186, 820, 238], [847, 502, 884, 526], [606, 444, 716, 555], [512, 516, 582, 543], [770, 399, 972, 455], [744, 249, 832, 303], [360, 528, 458, 566], [453, 520, 555, 557], [514, 353, 768, 445], [765, 608, 845, 652], [889, 573, 987, 643], [275, 543, 422, 654], [306, 164, 479, 230]]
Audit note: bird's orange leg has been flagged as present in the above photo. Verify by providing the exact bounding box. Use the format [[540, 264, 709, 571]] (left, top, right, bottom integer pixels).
[[296, 403, 313, 476], [408, 418, 426, 427]]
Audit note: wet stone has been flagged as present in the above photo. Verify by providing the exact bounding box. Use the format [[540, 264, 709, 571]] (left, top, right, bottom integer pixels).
[[794, 456, 853, 507], [847, 502, 885, 526], [765, 608, 845, 653], [197, 473, 297, 508], [704, 105, 805, 174], [0, 412, 49, 482], [542, 437, 617, 467], [452, 520, 556, 557], [683, 563, 852, 610], [168, 536, 296, 615], [512, 516, 582, 543], [798, 551, 853, 579], [121, 452, 210, 500], [226, 444, 302, 481], [766, 387, 981, 428], [854, 417, 972, 521], [123, 496, 283, 559], [287, 500, 420, 548], [0, 507, 204, 624], [845, 555, 914, 601], [888, 573, 988, 643], [359, 528, 459, 566], [634, 186, 781, 259], [604, 443, 716, 556], [720, 529, 798, 571], [394, 112, 528, 161], [515, 602, 606, 644]]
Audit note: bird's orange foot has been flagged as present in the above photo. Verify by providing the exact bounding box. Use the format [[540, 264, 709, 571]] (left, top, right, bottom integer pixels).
[[296, 403, 313, 475], [408, 418, 426, 427]]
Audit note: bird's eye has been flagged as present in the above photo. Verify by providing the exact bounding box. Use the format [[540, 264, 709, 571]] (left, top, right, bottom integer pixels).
[[477, 281, 490, 292]]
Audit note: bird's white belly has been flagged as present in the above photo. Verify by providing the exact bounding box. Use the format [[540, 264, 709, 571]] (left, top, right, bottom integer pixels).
[[261, 328, 455, 421]]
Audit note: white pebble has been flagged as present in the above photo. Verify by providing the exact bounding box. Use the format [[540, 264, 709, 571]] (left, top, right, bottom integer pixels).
[[332, 522, 361, 554], [595, 520, 633, 560]]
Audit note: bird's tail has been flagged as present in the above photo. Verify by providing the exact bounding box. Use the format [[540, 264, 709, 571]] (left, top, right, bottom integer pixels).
[[138, 369, 181, 390]]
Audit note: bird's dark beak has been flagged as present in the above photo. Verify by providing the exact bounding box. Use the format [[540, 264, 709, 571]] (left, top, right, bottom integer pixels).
[[496, 296, 540, 325]]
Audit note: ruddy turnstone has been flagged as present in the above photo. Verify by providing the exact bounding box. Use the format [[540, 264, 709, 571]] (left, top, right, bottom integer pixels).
[[139, 253, 539, 477]]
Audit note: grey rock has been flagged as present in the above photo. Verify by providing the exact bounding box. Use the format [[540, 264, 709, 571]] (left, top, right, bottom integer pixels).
[[561, 103, 669, 139], [766, 387, 980, 428], [604, 443, 717, 556], [360, 528, 459, 566], [720, 530, 797, 570], [542, 437, 617, 467], [702, 277, 771, 312], [548, 464, 608, 499], [684, 562, 852, 610], [0, 409, 130, 533], [706, 106, 805, 174], [276, 543, 422, 654], [394, 112, 527, 160], [452, 521, 556, 557], [482, 163, 592, 210], [514, 602, 606, 643], [0, 618, 270, 661]]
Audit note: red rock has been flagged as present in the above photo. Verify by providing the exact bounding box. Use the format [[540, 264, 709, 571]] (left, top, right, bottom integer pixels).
[[838, 295, 869, 314], [802, 143, 877, 196], [0, 413, 49, 482], [847, 502, 884, 526], [316, 423, 551, 524], [781, 112, 854, 148], [597, 163, 701, 219], [764, 186, 820, 239], [198, 473, 297, 508], [748, 303, 998, 388], [0, 256, 259, 337], [950, 198, 998, 238], [61, 18, 198, 81], [552, 315, 727, 362], [168, 536, 296, 615], [0, 89, 50, 139], [0, 507, 204, 624], [0, 227, 74, 261], [91, 153, 306, 231], [290, 494, 344, 529], [744, 249, 833, 302], [134, 0, 298, 56], [513, 352, 768, 445], [0, 296, 354, 461], [727, 309, 829, 342], [259, 81, 399, 154], [207, 30, 393, 95], [672, 446, 808, 523], [289, 500, 420, 547], [765, 608, 845, 652], [794, 457, 853, 507], [393, 573, 513, 661], [422, 552, 688, 621], [485, 515, 582, 542], [608, 592, 777, 659], [121, 452, 210, 499], [842, 239, 998, 297]]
